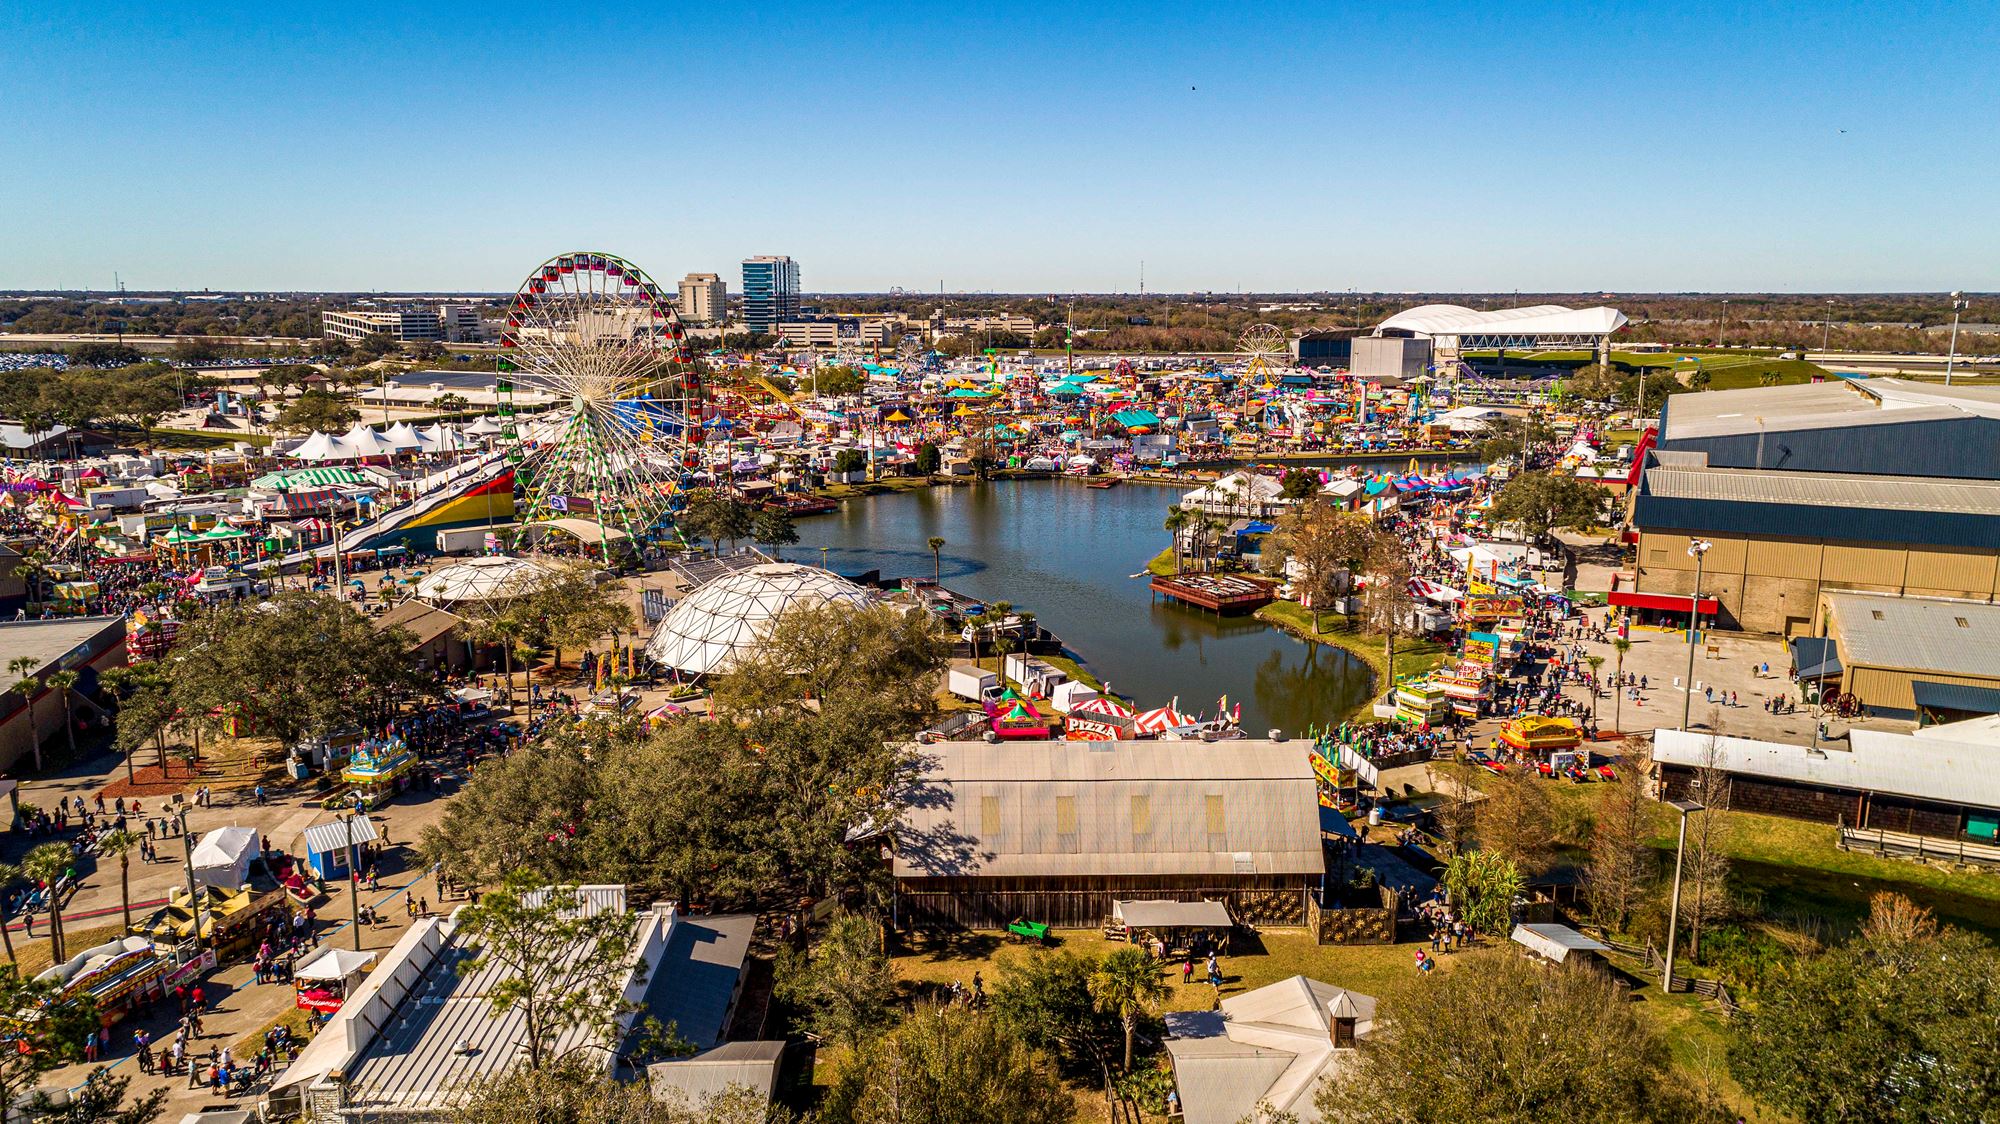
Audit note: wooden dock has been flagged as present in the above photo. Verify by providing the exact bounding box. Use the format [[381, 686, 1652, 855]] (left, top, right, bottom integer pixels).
[[1149, 573, 1277, 615]]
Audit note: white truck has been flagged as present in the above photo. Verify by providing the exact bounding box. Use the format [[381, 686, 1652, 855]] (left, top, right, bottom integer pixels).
[[947, 665, 1000, 703]]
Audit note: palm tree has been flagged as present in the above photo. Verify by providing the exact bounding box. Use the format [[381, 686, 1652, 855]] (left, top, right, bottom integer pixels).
[[986, 601, 1015, 673], [1585, 655, 1605, 722], [1612, 637, 1632, 733], [1202, 514, 1229, 572], [98, 831, 140, 934], [927, 537, 947, 583], [6, 657, 44, 771], [24, 843, 72, 964], [1089, 947, 1169, 1071], [1162, 506, 1190, 575], [0, 862, 20, 965], [44, 670, 80, 761]]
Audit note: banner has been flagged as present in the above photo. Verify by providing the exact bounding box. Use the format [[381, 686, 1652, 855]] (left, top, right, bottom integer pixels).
[[1463, 631, 1500, 667], [1462, 595, 1524, 621]]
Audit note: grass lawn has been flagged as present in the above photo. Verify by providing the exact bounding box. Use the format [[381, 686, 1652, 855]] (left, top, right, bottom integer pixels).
[[892, 928, 1453, 1015], [149, 428, 275, 449], [1145, 548, 1177, 577], [1256, 601, 1453, 691]]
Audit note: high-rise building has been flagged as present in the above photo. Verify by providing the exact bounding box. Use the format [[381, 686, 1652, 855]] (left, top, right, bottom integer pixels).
[[741, 256, 800, 335], [677, 273, 727, 325]]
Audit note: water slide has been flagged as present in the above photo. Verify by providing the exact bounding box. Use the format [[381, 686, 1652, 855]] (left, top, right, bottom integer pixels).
[[278, 450, 511, 566]]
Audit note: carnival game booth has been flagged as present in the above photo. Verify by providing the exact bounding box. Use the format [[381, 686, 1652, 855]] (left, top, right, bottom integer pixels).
[[339, 737, 416, 809], [1065, 696, 1137, 741], [1393, 679, 1452, 726], [36, 936, 168, 1026], [985, 693, 1054, 740], [293, 947, 376, 1014], [1432, 672, 1490, 719], [1108, 899, 1234, 956]]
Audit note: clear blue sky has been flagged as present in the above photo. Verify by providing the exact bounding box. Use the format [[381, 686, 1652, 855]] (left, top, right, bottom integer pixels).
[[3, 1, 1995, 293]]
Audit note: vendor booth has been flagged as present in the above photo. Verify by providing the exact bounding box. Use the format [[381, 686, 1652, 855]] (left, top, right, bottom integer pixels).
[[36, 936, 167, 1025], [1108, 899, 1233, 955], [1497, 715, 1583, 755], [340, 736, 416, 808], [293, 947, 377, 1013], [301, 814, 379, 881]]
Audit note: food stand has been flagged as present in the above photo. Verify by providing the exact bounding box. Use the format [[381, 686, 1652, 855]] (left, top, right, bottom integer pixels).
[[135, 883, 291, 959], [340, 737, 416, 808], [1497, 715, 1583, 756], [293, 947, 376, 1013], [35, 936, 168, 1026]]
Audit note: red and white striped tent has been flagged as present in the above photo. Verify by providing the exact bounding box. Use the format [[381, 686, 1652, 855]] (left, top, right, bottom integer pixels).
[[1071, 696, 1135, 719], [1132, 703, 1196, 736]]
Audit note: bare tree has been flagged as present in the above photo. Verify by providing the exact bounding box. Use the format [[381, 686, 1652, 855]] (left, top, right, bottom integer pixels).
[[1679, 727, 1734, 962], [1584, 737, 1656, 933]]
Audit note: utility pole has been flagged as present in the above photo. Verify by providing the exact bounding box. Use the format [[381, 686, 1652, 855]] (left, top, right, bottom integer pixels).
[[1945, 291, 1970, 385], [1661, 799, 1704, 991], [1681, 539, 1710, 731], [346, 804, 364, 950], [178, 807, 204, 951]]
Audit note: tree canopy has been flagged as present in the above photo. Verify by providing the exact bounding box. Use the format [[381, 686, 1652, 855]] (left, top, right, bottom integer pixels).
[[822, 1004, 1076, 1124], [1487, 470, 1607, 540]]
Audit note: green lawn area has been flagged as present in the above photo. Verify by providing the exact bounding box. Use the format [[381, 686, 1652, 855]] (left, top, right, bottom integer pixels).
[[1145, 548, 1177, 577], [149, 427, 275, 448], [1463, 348, 1829, 390], [1256, 601, 1453, 691], [893, 928, 1450, 1015]]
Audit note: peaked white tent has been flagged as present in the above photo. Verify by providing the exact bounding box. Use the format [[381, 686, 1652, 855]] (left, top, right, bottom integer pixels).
[[462, 415, 503, 436], [191, 825, 261, 891], [339, 425, 393, 459], [286, 432, 353, 462], [416, 423, 473, 453], [379, 421, 424, 452]]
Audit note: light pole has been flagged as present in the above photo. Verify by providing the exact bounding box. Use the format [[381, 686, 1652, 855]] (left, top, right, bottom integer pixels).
[[177, 806, 204, 952], [1944, 291, 1970, 386], [1661, 798, 1705, 991], [1716, 300, 1728, 348], [1820, 299, 1835, 356], [1681, 539, 1711, 731]]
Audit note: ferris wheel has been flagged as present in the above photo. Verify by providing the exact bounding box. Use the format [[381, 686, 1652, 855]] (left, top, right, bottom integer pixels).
[[1237, 323, 1291, 384], [496, 251, 702, 552]]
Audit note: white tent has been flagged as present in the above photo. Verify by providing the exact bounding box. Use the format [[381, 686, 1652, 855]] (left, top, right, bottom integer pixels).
[[286, 432, 353, 462], [416, 423, 473, 453], [294, 946, 377, 983], [379, 421, 424, 452], [415, 556, 558, 604], [339, 425, 393, 458], [647, 563, 873, 676], [190, 825, 260, 891], [462, 415, 503, 436]]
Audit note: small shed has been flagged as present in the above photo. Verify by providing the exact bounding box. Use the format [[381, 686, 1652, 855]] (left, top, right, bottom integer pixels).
[[302, 815, 380, 880], [1511, 923, 1612, 968]]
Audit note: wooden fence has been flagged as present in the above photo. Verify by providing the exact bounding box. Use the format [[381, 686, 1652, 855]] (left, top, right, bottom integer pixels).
[[1586, 930, 1739, 1016], [1838, 823, 2000, 869]]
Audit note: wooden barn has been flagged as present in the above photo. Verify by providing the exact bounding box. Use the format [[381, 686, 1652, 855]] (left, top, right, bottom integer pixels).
[[892, 739, 1325, 930]]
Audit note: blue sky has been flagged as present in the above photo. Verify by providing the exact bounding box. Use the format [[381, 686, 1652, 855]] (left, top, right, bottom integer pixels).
[[3, 1, 1996, 293]]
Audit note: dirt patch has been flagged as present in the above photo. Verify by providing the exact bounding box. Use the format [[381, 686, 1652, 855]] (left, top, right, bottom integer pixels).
[[99, 758, 218, 799]]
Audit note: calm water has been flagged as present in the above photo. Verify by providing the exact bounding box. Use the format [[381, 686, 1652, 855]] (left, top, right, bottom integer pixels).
[[787, 479, 1374, 732]]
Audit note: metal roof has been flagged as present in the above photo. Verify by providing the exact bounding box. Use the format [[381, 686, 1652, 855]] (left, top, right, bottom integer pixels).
[[636, 913, 756, 1050], [1376, 303, 1627, 339], [1912, 680, 2000, 717], [1113, 899, 1233, 929], [648, 1041, 786, 1109], [1511, 923, 1610, 963], [1163, 974, 1377, 1124], [1825, 592, 2000, 677], [1644, 464, 2000, 516], [894, 740, 1323, 879], [301, 815, 378, 856], [1663, 378, 2000, 441], [1652, 727, 2000, 810]]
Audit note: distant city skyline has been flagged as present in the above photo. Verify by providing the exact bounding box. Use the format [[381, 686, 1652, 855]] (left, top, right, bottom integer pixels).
[[3, 3, 1996, 293]]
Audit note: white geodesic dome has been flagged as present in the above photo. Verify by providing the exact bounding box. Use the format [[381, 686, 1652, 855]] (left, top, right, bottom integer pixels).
[[415, 555, 560, 605], [645, 563, 873, 676]]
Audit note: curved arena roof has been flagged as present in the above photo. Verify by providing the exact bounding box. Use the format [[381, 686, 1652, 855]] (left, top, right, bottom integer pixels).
[[1377, 303, 1628, 339], [645, 562, 874, 676], [414, 555, 560, 604]]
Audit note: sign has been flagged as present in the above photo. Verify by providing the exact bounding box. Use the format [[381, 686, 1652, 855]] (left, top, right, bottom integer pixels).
[[1462, 595, 1524, 621], [1463, 631, 1500, 667]]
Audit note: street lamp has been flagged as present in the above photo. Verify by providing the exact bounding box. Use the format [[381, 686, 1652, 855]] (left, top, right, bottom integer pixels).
[[1681, 539, 1711, 731], [1821, 298, 1836, 356], [1945, 291, 1971, 386], [1661, 797, 1705, 991]]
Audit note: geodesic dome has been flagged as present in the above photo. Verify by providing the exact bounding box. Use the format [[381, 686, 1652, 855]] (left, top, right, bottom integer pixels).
[[415, 555, 560, 605], [646, 562, 873, 676]]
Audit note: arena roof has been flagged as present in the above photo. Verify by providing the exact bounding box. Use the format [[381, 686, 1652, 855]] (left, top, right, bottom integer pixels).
[[1663, 378, 2000, 441], [1376, 303, 1627, 340]]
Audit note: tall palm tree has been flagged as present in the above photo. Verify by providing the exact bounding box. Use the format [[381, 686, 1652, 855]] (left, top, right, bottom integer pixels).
[[98, 831, 140, 935], [44, 670, 80, 761], [1089, 947, 1169, 1071], [1162, 506, 1189, 575], [986, 601, 1015, 674], [24, 843, 71, 965], [927, 537, 946, 583], [6, 657, 45, 771], [0, 862, 20, 965]]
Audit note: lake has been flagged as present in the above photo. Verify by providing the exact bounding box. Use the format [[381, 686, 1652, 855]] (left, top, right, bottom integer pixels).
[[787, 478, 1375, 732]]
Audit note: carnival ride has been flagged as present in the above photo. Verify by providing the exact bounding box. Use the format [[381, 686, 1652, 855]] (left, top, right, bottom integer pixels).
[[1237, 323, 1290, 386], [497, 251, 703, 553]]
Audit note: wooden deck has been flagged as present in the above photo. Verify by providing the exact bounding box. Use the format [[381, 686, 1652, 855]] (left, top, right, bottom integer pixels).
[[1149, 573, 1277, 614]]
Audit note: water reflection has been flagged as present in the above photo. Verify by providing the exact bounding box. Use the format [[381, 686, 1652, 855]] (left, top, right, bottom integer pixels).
[[788, 480, 1374, 731]]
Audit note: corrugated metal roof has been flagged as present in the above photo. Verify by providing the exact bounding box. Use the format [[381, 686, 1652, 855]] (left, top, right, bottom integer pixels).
[[301, 815, 379, 856], [1825, 593, 2000, 677], [1663, 378, 2000, 441], [1645, 464, 2000, 515], [895, 740, 1323, 879], [1652, 728, 2000, 810]]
